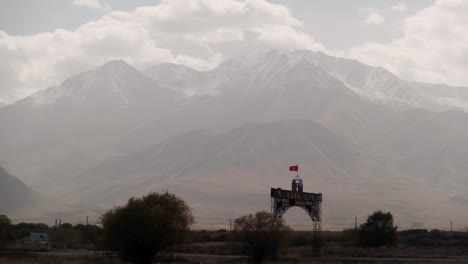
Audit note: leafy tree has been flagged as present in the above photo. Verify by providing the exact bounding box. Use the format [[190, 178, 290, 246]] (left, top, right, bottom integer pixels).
[[15, 222, 49, 231], [74, 224, 103, 245], [60, 223, 73, 229], [234, 211, 290, 263], [0, 215, 12, 246], [101, 191, 194, 264], [358, 211, 397, 247], [0, 215, 11, 230]]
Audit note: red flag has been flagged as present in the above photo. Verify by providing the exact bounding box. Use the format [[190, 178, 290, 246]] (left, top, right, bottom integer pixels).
[[289, 165, 298, 171]]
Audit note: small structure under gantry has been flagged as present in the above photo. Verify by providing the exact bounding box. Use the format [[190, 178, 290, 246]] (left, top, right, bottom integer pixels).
[[270, 176, 322, 233]]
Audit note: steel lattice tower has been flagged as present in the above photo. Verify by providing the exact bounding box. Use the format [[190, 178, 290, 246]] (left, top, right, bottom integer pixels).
[[270, 175, 322, 244]]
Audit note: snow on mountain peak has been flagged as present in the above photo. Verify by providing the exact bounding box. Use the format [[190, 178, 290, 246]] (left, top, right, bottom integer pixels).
[[22, 50, 468, 112], [30, 60, 163, 107], [145, 49, 344, 98], [145, 49, 468, 112]]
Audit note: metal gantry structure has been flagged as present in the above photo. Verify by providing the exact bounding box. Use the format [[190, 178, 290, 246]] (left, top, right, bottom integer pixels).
[[270, 176, 322, 233]]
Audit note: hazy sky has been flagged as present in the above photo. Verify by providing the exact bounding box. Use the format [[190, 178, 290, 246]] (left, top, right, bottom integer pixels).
[[0, 0, 466, 103]]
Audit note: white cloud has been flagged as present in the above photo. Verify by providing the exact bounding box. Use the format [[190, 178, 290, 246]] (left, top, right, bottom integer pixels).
[[350, 0, 468, 87], [391, 3, 407, 12], [0, 0, 326, 103], [364, 12, 385, 25], [73, 0, 111, 11]]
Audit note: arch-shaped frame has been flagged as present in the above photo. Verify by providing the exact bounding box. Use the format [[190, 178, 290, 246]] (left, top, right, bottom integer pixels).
[[270, 188, 322, 232]]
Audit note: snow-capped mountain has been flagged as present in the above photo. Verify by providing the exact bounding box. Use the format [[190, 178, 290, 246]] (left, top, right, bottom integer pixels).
[[28, 60, 175, 108], [144, 63, 225, 97], [0, 101, 6, 108], [294, 50, 468, 111], [3, 49, 468, 227], [240, 49, 468, 111], [146, 49, 468, 112], [0, 60, 178, 190], [411, 82, 468, 111]]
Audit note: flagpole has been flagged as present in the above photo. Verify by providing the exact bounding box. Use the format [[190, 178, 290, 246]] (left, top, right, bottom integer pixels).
[[297, 163, 299, 177]]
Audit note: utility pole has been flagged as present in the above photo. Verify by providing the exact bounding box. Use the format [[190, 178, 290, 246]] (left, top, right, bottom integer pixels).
[[355, 217, 357, 229], [87, 216, 89, 227], [230, 219, 232, 231], [55, 219, 58, 229], [451, 220, 453, 232]]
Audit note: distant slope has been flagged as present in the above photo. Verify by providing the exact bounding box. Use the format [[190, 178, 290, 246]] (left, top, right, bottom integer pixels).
[[383, 110, 468, 189], [134, 50, 403, 152], [411, 82, 468, 111], [0, 60, 178, 190], [58, 120, 450, 227], [0, 166, 40, 212]]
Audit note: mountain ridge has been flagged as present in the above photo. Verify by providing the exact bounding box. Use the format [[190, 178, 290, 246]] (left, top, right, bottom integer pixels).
[[1, 49, 468, 228], [145, 49, 468, 112]]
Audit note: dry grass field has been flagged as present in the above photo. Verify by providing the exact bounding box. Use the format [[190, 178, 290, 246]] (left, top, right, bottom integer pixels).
[[3, 230, 468, 264], [0, 256, 123, 264], [3, 256, 468, 264]]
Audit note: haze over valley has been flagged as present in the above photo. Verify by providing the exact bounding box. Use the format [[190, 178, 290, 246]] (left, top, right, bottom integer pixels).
[[2, 0, 468, 236], [2, 49, 468, 229]]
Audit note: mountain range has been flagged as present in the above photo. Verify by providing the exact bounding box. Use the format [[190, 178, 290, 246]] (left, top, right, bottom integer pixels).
[[1, 49, 468, 229]]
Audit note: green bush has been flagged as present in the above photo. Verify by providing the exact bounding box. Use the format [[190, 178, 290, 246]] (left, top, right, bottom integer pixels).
[[234, 211, 290, 263], [358, 211, 397, 247], [102, 191, 194, 264]]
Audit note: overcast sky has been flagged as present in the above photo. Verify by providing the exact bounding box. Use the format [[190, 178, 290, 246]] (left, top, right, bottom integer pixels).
[[0, 0, 466, 103]]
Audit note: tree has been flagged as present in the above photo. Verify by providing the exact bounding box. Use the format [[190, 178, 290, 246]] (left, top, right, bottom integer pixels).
[[234, 211, 290, 263], [358, 211, 397, 247], [101, 191, 194, 264], [60, 223, 73, 229], [0, 215, 11, 230], [0, 215, 12, 246], [74, 224, 103, 245]]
